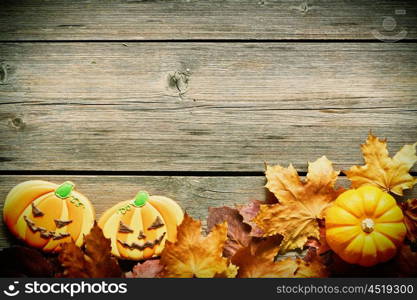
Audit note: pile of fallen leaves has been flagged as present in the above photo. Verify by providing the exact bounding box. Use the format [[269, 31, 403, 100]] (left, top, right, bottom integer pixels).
[[1, 134, 416, 278]]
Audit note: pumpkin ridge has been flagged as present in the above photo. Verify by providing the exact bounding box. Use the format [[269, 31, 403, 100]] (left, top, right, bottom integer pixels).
[[344, 233, 365, 264], [140, 203, 167, 258], [327, 226, 361, 250], [373, 192, 396, 218], [374, 223, 406, 245], [330, 204, 360, 226], [43, 197, 70, 251], [373, 203, 396, 219], [123, 206, 145, 260], [102, 212, 121, 257], [64, 197, 83, 245], [336, 194, 364, 218], [370, 231, 395, 263], [358, 234, 369, 265], [116, 207, 135, 258]]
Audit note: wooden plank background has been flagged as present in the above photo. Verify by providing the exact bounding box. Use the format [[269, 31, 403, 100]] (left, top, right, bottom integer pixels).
[[0, 43, 416, 171], [0, 0, 416, 251], [0, 0, 416, 40]]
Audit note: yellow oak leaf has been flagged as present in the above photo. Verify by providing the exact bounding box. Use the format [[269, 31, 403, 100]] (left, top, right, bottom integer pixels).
[[345, 133, 417, 196], [231, 236, 327, 278], [254, 156, 343, 252], [160, 213, 237, 278]]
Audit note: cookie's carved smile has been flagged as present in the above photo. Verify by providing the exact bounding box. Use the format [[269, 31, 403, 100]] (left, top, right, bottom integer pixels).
[[117, 232, 166, 251], [24, 216, 70, 240]]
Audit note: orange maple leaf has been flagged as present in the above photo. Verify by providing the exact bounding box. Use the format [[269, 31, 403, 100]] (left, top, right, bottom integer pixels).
[[58, 223, 122, 278], [160, 213, 237, 278], [253, 156, 343, 252], [345, 134, 417, 196], [231, 236, 327, 278]]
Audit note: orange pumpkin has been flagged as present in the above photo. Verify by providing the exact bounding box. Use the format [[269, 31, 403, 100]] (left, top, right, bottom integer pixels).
[[3, 180, 95, 252], [325, 185, 406, 267], [98, 191, 184, 260]]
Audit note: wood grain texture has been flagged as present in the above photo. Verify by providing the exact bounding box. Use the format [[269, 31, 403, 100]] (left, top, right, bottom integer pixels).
[[0, 43, 416, 172], [0, 0, 416, 41], [1, 175, 416, 248]]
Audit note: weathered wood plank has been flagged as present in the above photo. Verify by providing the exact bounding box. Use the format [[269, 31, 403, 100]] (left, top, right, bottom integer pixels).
[[1, 175, 416, 248], [0, 0, 416, 41], [1, 42, 416, 171], [0, 43, 416, 171]]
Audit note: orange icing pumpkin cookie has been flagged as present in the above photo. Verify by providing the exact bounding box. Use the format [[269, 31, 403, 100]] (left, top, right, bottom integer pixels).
[[3, 180, 95, 252], [98, 191, 184, 260]]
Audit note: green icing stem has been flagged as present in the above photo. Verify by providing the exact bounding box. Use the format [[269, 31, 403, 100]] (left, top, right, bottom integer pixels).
[[133, 191, 149, 207], [55, 181, 74, 199]]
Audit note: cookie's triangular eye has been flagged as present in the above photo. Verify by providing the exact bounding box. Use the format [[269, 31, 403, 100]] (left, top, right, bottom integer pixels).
[[31, 203, 44, 217], [54, 219, 73, 228], [119, 221, 133, 233], [148, 216, 164, 230]]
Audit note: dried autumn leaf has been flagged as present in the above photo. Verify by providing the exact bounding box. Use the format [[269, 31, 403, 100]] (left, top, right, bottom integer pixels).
[[396, 244, 417, 277], [345, 134, 417, 196], [58, 223, 122, 278], [254, 156, 343, 252], [59, 242, 89, 278], [305, 221, 331, 256], [207, 206, 251, 258], [237, 200, 264, 237], [160, 213, 237, 278], [400, 199, 417, 247], [294, 258, 329, 278], [0, 246, 54, 277], [125, 259, 164, 278], [232, 236, 327, 278]]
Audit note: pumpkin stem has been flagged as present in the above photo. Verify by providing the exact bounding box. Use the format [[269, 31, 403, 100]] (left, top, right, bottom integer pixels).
[[361, 218, 375, 233], [133, 191, 149, 207], [55, 181, 75, 199]]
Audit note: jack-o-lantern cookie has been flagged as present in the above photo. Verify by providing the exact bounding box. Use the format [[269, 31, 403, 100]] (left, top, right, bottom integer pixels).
[[3, 180, 95, 252], [98, 191, 184, 260]]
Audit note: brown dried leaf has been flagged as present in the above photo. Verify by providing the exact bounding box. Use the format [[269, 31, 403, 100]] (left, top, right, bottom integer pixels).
[[295, 258, 329, 278], [59, 242, 89, 278], [125, 259, 164, 278], [207, 206, 251, 258], [0, 246, 54, 277], [232, 236, 327, 278], [237, 200, 264, 237], [305, 222, 331, 256], [396, 244, 417, 277], [345, 134, 417, 196], [400, 199, 417, 247], [58, 223, 122, 278], [254, 156, 343, 252], [160, 213, 237, 278]]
